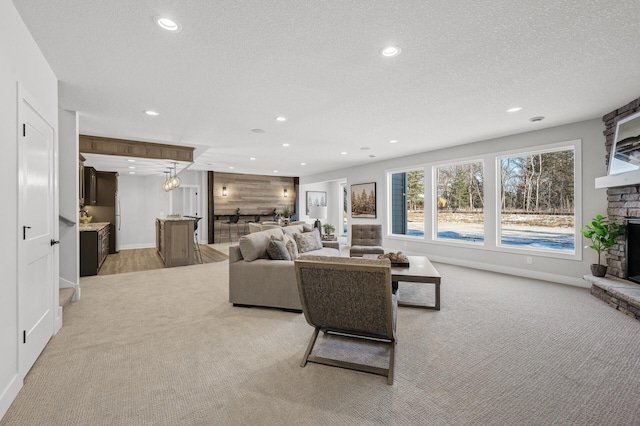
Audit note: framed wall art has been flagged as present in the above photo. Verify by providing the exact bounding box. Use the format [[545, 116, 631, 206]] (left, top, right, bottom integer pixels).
[[306, 191, 327, 215], [351, 182, 376, 218]]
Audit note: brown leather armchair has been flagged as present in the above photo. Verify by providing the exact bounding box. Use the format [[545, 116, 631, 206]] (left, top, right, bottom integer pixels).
[[349, 224, 384, 257]]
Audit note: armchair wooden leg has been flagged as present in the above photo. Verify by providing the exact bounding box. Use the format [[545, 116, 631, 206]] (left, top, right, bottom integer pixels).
[[387, 340, 396, 385], [301, 328, 320, 367]]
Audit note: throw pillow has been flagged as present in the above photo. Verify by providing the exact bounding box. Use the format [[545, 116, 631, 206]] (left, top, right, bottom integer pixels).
[[238, 228, 284, 261], [302, 223, 314, 232], [266, 236, 291, 260], [294, 230, 323, 253], [283, 233, 300, 259]]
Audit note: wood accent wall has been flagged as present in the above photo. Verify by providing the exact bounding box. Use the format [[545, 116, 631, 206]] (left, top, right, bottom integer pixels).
[[80, 134, 194, 162], [207, 171, 298, 242]]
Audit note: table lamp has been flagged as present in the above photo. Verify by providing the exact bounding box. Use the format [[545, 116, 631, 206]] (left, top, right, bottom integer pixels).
[[308, 205, 327, 231]]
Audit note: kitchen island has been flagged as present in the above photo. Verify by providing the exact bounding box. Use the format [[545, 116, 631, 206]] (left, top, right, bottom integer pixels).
[[79, 222, 110, 276], [156, 218, 195, 267]]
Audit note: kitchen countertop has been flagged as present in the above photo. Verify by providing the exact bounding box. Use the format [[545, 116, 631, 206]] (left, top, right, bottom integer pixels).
[[79, 222, 110, 232]]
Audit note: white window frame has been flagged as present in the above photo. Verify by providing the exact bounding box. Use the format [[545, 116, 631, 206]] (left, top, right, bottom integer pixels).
[[432, 158, 486, 246], [386, 166, 428, 240], [384, 140, 582, 261], [493, 140, 581, 260]]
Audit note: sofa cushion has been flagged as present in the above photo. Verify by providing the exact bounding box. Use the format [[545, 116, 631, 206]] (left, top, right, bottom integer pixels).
[[283, 233, 300, 259], [248, 223, 263, 233], [302, 223, 314, 232], [295, 229, 323, 253], [239, 228, 284, 261], [282, 224, 305, 238], [266, 236, 291, 260]]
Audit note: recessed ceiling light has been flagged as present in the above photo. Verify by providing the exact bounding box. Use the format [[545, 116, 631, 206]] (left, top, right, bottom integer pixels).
[[506, 107, 522, 113], [273, 170, 278, 173], [229, 166, 234, 169], [282, 143, 290, 147], [250, 157, 256, 160], [529, 116, 545, 122], [155, 17, 182, 32], [341, 152, 348, 155], [128, 166, 136, 169], [129, 171, 136, 175], [381, 46, 401, 57], [128, 159, 136, 162], [251, 129, 266, 134], [301, 162, 306, 166], [144, 110, 159, 116], [389, 140, 398, 143], [275, 116, 287, 122]]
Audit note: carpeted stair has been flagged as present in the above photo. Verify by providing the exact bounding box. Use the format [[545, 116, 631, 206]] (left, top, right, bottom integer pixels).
[[59, 287, 75, 311]]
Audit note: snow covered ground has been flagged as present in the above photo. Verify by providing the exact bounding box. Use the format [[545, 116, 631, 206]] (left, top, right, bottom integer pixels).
[[403, 213, 575, 251]]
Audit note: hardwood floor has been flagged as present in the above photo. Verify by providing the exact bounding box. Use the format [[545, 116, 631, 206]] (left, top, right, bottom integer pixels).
[[98, 245, 228, 275]]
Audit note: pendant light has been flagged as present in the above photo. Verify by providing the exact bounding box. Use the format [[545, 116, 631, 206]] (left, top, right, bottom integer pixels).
[[170, 162, 181, 189], [162, 171, 172, 192]]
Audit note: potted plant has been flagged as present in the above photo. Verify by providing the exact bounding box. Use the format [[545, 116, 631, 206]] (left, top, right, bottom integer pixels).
[[282, 206, 291, 218], [581, 214, 625, 277], [322, 223, 335, 237]]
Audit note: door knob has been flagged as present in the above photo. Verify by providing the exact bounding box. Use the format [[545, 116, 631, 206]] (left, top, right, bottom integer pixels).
[[50, 239, 60, 246]]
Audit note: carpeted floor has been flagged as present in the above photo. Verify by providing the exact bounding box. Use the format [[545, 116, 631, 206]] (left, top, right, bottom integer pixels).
[[98, 245, 228, 275], [2, 259, 640, 425]]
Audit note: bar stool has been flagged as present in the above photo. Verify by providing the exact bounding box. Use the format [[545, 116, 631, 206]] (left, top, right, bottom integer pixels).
[[184, 216, 203, 263], [219, 214, 240, 243], [243, 215, 261, 234]]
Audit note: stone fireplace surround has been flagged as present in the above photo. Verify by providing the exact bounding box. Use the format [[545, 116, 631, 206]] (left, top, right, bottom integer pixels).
[[602, 96, 640, 279], [586, 96, 640, 320]]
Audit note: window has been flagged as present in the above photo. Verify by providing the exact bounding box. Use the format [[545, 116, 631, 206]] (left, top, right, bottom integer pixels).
[[498, 147, 575, 252], [390, 169, 424, 236], [385, 140, 580, 260], [435, 161, 484, 243]]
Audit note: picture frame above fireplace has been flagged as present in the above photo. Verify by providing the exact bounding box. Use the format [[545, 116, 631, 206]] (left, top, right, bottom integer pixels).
[[609, 110, 640, 176]]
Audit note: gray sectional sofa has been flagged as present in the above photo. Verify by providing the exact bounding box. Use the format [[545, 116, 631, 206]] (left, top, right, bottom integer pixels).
[[228, 226, 340, 311]]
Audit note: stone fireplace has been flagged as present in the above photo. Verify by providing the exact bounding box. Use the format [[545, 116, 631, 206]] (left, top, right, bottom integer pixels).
[[586, 96, 640, 321], [602, 96, 640, 278]]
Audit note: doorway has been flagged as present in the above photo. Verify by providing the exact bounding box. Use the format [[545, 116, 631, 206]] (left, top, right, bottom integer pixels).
[[170, 185, 201, 242], [340, 181, 348, 236]]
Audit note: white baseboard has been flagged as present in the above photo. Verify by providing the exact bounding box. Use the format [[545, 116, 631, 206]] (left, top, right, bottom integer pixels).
[[55, 306, 63, 334], [0, 374, 22, 421], [427, 255, 589, 288]]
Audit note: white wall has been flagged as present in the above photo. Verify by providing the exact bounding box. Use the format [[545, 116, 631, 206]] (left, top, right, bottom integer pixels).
[[298, 180, 344, 232], [58, 108, 79, 297], [118, 170, 208, 249], [302, 119, 608, 287], [0, 0, 58, 418]]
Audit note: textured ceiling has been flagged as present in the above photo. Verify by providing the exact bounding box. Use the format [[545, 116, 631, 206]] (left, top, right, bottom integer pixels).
[[12, 0, 640, 177]]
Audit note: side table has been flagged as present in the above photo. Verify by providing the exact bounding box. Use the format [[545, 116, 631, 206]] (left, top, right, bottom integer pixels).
[[322, 240, 340, 250]]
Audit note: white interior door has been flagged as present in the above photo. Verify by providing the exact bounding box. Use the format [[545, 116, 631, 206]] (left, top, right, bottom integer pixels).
[[18, 93, 56, 376]]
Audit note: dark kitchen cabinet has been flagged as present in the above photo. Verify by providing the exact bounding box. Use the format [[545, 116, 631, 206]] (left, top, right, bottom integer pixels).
[[80, 224, 109, 276], [84, 166, 97, 206], [96, 171, 118, 207], [79, 154, 85, 206]]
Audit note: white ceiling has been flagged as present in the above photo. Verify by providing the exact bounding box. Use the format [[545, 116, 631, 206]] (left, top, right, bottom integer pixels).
[[12, 0, 640, 177]]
